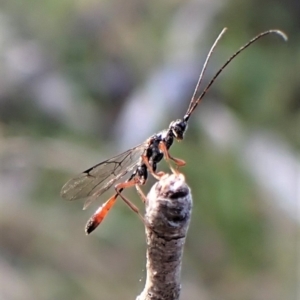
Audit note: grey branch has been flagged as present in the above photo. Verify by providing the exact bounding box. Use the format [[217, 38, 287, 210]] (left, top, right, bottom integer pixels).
[[137, 173, 193, 300]]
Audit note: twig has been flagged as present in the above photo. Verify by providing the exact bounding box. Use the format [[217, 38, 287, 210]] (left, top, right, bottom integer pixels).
[[137, 173, 192, 300]]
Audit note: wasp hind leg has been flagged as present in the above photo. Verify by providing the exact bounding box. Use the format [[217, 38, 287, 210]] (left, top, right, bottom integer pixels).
[[135, 184, 147, 203], [114, 180, 145, 224]]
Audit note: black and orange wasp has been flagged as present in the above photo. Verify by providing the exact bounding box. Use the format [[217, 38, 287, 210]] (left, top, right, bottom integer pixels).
[[61, 28, 287, 234]]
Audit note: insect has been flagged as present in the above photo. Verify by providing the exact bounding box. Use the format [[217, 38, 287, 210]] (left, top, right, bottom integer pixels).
[[61, 28, 287, 234]]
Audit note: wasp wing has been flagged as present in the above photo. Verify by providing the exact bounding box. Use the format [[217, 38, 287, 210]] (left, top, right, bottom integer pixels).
[[60, 142, 148, 208]]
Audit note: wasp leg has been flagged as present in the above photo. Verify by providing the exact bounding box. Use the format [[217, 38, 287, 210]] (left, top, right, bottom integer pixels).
[[135, 184, 147, 203], [159, 141, 186, 173], [86, 177, 147, 235], [114, 180, 145, 223], [141, 155, 165, 180]]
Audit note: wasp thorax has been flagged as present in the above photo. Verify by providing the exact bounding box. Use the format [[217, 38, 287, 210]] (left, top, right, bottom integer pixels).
[[169, 119, 188, 140]]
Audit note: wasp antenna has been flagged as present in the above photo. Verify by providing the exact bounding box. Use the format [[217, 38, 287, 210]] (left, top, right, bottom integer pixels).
[[271, 29, 288, 41], [184, 27, 227, 122], [184, 29, 287, 120]]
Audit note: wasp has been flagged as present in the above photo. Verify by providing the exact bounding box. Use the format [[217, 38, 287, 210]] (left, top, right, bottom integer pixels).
[[61, 28, 287, 234]]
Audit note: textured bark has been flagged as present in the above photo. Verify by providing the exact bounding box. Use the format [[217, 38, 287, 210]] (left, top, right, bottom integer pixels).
[[137, 173, 192, 300]]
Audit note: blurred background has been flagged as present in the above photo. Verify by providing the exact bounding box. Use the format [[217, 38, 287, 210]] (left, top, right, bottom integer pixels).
[[0, 0, 299, 299]]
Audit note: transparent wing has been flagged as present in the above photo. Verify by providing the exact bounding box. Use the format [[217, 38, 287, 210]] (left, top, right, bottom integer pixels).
[[60, 142, 148, 208]]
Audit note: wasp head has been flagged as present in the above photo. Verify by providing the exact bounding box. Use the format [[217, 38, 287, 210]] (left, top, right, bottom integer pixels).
[[169, 119, 188, 140]]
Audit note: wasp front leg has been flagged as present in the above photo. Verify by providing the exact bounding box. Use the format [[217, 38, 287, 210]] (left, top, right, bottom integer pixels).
[[159, 141, 186, 173]]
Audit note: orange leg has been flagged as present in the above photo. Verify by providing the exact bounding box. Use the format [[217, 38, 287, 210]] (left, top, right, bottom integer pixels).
[[114, 180, 139, 212], [141, 155, 165, 180], [159, 141, 186, 173], [114, 180, 145, 223], [85, 170, 152, 235]]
